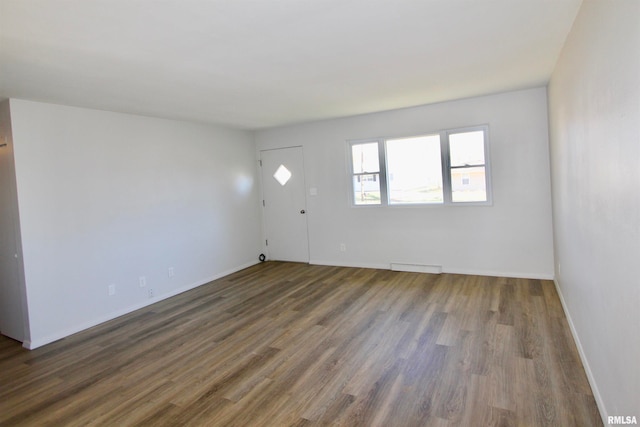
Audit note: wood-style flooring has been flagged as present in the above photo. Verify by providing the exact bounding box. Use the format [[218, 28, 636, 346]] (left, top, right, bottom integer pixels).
[[0, 262, 602, 426]]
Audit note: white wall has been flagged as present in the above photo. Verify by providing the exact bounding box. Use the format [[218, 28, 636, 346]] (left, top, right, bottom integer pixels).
[[9, 99, 262, 348], [0, 100, 29, 342], [255, 88, 555, 279], [548, 0, 640, 421]]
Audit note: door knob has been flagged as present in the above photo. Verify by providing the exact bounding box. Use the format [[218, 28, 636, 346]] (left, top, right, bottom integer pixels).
[[300, 209, 306, 214]]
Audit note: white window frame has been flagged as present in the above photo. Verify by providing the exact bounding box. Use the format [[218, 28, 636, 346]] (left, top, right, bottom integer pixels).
[[348, 138, 387, 206], [347, 125, 492, 207]]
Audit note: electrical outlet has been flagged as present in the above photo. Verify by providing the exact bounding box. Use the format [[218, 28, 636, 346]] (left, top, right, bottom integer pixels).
[[168, 267, 175, 278], [139, 276, 146, 287], [108, 284, 116, 296], [340, 243, 346, 252], [148, 288, 154, 298]]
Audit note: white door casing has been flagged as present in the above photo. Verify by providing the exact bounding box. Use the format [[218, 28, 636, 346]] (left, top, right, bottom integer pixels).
[[260, 147, 309, 263]]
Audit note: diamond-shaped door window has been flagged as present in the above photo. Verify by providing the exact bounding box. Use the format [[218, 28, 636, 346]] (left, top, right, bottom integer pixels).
[[273, 164, 292, 186]]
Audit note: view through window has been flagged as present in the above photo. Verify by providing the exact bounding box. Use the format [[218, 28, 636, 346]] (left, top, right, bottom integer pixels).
[[351, 142, 382, 205], [387, 134, 443, 204]]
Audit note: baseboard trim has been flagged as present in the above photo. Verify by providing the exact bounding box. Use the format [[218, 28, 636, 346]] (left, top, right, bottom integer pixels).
[[24, 260, 260, 350], [442, 267, 554, 280], [553, 278, 607, 425], [309, 259, 553, 280]]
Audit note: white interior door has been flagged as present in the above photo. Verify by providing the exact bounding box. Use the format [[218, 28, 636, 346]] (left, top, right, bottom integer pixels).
[[261, 147, 309, 263], [0, 138, 25, 342]]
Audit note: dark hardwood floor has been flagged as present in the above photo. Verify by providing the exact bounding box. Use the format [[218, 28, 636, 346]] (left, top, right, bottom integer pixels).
[[0, 262, 601, 426]]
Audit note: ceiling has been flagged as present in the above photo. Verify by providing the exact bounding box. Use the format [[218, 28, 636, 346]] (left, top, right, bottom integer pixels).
[[0, 0, 582, 130]]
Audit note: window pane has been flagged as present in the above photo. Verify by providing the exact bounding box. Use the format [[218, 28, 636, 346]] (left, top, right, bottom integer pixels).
[[451, 166, 486, 202], [386, 135, 443, 204], [353, 174, 381, 205], [352, 143, 380, 174], [449, 131, 485, 167], [273, 164, 292, 186]]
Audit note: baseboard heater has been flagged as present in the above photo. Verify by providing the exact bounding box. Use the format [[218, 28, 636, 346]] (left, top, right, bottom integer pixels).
[[390, 263, 442, 274]]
